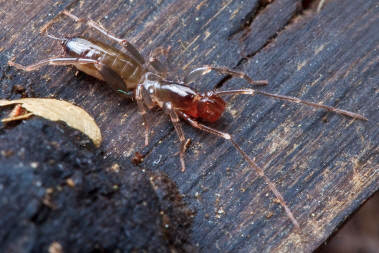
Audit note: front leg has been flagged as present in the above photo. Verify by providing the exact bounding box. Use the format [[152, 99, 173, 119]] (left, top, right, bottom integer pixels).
[[163, 102, 190, 172]]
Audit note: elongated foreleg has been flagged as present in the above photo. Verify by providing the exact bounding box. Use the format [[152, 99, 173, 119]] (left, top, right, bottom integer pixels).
[[178, 111, 300, 229], [214, 89, 367, 120]]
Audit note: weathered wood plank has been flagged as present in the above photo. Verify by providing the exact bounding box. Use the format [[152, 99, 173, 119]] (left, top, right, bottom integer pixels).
[[0, 0, 377, 252]]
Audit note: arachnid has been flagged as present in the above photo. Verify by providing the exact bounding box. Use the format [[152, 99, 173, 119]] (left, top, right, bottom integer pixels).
[[8, 11, 367, 229]]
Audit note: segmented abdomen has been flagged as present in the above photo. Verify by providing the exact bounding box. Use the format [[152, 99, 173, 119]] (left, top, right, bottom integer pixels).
[[65, 37, 145, 90]]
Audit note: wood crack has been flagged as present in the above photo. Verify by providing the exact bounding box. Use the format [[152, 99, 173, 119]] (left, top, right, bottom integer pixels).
[[228, 0, 274, 40]]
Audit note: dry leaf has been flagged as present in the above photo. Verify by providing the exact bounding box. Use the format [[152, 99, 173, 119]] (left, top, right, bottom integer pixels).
[[2, 113, 33, 122], [0, 98, 102, 147]]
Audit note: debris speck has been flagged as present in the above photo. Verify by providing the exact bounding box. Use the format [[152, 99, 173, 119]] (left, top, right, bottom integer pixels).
[[66, 178, 75, 187], [48, 241, 63, 253]]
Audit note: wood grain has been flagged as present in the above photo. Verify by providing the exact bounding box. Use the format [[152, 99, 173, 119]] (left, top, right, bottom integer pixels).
[[0, 0, 377, 252]]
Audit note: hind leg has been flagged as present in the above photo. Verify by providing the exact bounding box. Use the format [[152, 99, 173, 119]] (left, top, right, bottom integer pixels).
[[62, 10, 146, 65], [8, 57, 99, 71]]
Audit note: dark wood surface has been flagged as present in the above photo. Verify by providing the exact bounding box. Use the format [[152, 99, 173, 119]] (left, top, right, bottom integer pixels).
[[0, 0, 377, 252]]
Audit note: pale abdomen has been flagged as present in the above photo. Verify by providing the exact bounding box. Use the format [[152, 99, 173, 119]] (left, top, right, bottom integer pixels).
[[64, 37, 146, 90]]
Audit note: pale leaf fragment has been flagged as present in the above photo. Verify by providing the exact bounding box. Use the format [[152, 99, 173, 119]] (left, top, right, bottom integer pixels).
[[0, 98, 102, 147], [2, 113, 33, 122]]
